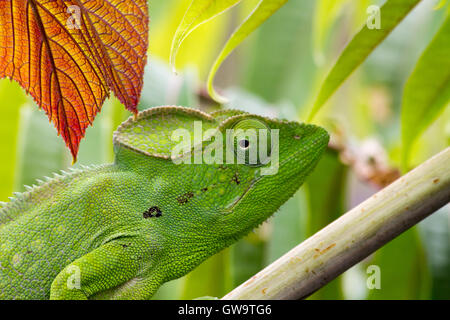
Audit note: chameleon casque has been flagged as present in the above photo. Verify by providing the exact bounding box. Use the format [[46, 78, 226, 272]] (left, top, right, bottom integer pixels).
[[0, 106, 329, 299]]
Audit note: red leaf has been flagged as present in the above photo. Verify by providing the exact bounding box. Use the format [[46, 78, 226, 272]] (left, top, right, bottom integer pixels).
[[0, 0, 149, 161]]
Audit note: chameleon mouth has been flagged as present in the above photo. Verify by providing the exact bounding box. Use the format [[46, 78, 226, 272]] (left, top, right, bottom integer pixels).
[[223, 150, 302, 213], [224, 143, 312, 212], [223, 128, 329, 213], [225, 177, 261, 212]]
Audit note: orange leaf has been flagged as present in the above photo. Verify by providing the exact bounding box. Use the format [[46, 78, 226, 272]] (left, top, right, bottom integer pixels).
[[0, 0, 149, 161]]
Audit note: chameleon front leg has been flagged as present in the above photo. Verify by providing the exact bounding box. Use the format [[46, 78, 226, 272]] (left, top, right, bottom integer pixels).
[[50, 240, 145, 300], [90, 274, 163, 300]]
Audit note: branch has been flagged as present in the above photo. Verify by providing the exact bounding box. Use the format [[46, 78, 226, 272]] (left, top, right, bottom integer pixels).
[[222, 147, 450, 300]]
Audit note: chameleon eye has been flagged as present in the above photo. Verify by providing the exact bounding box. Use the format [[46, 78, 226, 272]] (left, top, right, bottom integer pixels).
[[229, 119, 271, 166], [238, 139, 250, 150]]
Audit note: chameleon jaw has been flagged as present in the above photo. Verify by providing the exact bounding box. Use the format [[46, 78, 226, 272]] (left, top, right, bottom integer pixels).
[[224, 176, 262, 213]]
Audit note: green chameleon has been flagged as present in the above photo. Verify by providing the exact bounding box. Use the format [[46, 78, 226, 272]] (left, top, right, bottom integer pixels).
[[0, 106, 329, 299]]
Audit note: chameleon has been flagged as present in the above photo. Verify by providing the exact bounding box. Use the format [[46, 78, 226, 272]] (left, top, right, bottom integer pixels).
[[0, 106, 329, 299]]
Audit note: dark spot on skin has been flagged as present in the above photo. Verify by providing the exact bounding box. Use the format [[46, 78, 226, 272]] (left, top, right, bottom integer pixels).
[[201, 187, 208, 192], [122, 244, 130, 248], [26, 250, 33, 254], [232, 172, 240, 185], [433, 178, 440, 184], [177, 192, 194, 205], [143, 206, 162, 218], [177, 197, 188, 205]]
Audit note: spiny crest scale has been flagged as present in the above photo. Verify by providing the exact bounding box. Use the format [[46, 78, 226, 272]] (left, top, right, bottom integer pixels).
[[0, 165, 100, 225]]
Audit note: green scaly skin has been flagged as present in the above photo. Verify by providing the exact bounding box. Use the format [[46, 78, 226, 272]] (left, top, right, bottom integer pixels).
[[0, 106, 329, 299]]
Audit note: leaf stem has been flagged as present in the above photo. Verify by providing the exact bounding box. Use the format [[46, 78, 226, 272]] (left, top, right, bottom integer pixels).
[[222, 147, 450, 300]]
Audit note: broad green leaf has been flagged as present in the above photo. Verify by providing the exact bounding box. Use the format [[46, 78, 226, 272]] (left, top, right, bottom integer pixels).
[[0, 80, 25, 202], [265, 190, 307, 264], [308, 0, 422, 121], [170, 0, 242, 71], [231, 234, 266, 288], [150, 278, 184, 300], [179, 249, 233, 299], [76, 99, 119, 166], [401, 14, 450, 170], [208, 0, 288, 103], [14, 104, 69, 192]]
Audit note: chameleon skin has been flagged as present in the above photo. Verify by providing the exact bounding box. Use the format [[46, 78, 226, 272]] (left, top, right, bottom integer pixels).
[[0, 106, 329, 299]]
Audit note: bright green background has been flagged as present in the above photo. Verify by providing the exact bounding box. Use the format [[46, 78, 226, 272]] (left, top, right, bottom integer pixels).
[[0, 0, 448, 299]]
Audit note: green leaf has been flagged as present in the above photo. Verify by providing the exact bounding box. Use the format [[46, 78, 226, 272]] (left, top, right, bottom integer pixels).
[[401, 14, 450, 170], [179, 249, 233, 299], [231, 234, 266, 288], [266, 190, 307, 264], [170, 0, 242, 71], [0, 80, 25, 202], [207, 0, 288, 103], [14, 104, 69, 192], [308, 0, 422, 121], [76, 99, 121, 166]]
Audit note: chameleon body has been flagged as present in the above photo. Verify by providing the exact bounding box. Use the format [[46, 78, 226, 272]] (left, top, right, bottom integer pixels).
[[0, 106, 329, 299]]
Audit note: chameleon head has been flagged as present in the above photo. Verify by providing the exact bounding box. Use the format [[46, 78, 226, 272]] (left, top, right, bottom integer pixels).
[[209, 110, 330, 240], [113, 106, 329, 270]]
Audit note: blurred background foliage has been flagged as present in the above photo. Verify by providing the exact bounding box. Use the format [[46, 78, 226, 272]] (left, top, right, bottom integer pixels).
[[0, 0, 448, 299]]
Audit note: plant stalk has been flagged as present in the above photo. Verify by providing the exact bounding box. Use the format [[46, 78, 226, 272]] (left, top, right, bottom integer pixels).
[[222, 147, 450, 300]]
